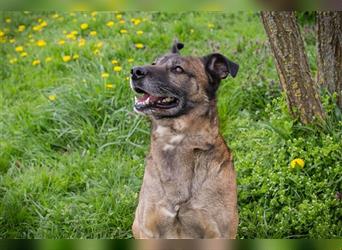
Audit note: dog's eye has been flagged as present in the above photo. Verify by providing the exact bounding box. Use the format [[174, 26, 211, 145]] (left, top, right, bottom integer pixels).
[[173, 66, 184, 73]]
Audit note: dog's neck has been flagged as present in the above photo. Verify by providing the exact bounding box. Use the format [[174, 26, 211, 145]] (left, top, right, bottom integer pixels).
[[150, 99, 220, 150]]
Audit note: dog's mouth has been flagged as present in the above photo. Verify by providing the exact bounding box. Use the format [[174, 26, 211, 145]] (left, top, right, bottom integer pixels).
[[133, 87, 180, 111]]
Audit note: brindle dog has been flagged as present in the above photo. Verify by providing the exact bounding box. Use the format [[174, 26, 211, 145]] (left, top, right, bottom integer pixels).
[[130, 41, 239, 239]]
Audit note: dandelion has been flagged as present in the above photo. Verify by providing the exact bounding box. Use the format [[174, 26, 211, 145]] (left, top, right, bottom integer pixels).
[[0, 30, 4, 37], [5, 18, 11, 23], [48, 95, 56, 101], [91, 11, 97, 17], [9, 58, 17, 64], [136, 30, 144, 35], [105, 83, 113, 89], [18, 25, 26, 32], [66, 33, 77, 40], [15, 46, 24, 52], [95, 41, 103, 48], [132, 18, 141, 25], [120, 29, 128, 34], [116, 14, 122, 20], [93, 49, 100, 55], [73, 54, 79, 60], [128, 58, 134, 63], [20, 52, 28, 57], [80, 23, 89, 30], [45, 57, 52, 62], [106, 21, 114, 27], [119, 20, 125, 24], [36, 39, 46, 47], [33, 25, 42, 32], [78, 38, 86, 47], [40, 21, 48, 27], [101, 72, 109, 78], [32, 59, 40, 66], [90, 31, 97, 36], [58, 39, 65, 45], [113, 66, 122, 72], [135, 43, 144, 49], [290, 158, 305, 169], [111, 60, 118, 65], [62, 55, 72, 62], [208, 23, 215, 29]]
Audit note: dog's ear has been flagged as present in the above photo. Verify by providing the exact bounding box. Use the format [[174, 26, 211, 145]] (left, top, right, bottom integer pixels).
[[203, 53, 239, 80], [171, 40, 184, 54]]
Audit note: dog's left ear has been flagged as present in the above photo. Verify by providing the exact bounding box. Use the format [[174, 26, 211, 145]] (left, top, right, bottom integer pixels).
[[203, 53, 239, 80], [171, 40, 184, 54]]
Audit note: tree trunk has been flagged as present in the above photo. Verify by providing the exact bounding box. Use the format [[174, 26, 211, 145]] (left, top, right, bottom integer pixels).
[[261, 11, 325, 124], [317, 11, 342, 110]]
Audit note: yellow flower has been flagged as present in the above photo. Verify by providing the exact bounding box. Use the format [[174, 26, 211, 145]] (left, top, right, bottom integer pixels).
[[9, 39, 15, 43], [73, 54, 79, 60], [101, 72, 109, 78], [15, 46, 24, 52], [91, 11, 97, 17], [111, 59, 118, 65], [132, 18, 141, 25], [40, 21, 48, 27], [45, 57, 52, 62], [5, 18, 11, 23], [105, 83, 113, 89], [33, 25, 42, 32], [119, 20, 125, 24], [120, 29, 128, 34], [9, 58, 17, 64], [290, 158, 305, 169], [0, 31, 4, 37], [58, 39, 65, 45], [20, 52, 28, 57], [36, 39, 46, 47], [32, 59, 40, 66], [62, 55, 72, 62], [78, 38, 86, 47], [113, 66, 122, 72], [208, 23, 215, 29], [128, 58, 134, 63], [48, 95, 56, 101], [66, 33, 76, 40], [106, 21, 114, 27], [135, 43, 144, 49], [80, 23, 89, 30], [18, 25, 26, 32], [136, 30, 144, 35], [95, 41, 103, 48], [116, 14, 122, 20], [93, 49, 100, 55], [90, 31, 97, 36]]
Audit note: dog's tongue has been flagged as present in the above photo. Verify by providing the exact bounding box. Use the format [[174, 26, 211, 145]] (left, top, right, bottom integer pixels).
[[137, 93, 160, 103]]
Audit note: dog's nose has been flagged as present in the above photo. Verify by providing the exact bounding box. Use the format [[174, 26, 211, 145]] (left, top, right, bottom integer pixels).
[[131, 66, 147, 80]]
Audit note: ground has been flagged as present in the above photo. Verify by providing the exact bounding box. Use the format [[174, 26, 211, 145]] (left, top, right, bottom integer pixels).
[[0, 11, 341, 238]]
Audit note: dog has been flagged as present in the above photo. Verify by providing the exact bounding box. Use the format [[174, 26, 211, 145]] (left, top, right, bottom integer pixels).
[[130, 41, 239, 239]]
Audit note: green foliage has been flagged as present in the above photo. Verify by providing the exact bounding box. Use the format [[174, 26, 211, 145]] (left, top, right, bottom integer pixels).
[[0, 11, 341, 239]]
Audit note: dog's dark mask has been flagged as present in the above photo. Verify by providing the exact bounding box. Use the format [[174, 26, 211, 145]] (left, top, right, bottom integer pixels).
[[130, 41, 239, 119]]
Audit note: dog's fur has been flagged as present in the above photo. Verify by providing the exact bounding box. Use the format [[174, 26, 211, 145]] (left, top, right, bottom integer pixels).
[[130, 41, 239, 238]]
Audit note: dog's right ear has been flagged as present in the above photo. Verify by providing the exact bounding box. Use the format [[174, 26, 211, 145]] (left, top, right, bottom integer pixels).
[[171, 40, 184, 54]]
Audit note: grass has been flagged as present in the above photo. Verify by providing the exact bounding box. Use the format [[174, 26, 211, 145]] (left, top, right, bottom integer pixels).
[[0, 11, 341, 239]]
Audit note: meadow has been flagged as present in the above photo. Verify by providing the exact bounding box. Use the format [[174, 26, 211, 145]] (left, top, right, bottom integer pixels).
[[0, 11, 341, 239]]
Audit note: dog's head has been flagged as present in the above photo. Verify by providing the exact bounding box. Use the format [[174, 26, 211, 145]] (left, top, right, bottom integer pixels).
[[130, 41, 239, 119]]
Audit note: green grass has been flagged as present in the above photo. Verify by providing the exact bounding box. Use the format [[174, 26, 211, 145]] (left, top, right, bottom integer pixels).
[[0, 11, 341, 239]]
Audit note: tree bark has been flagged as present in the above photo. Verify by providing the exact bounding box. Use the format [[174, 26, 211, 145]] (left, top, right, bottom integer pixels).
[[317, 11, 342, 110], [261, 11, 325, 124]]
